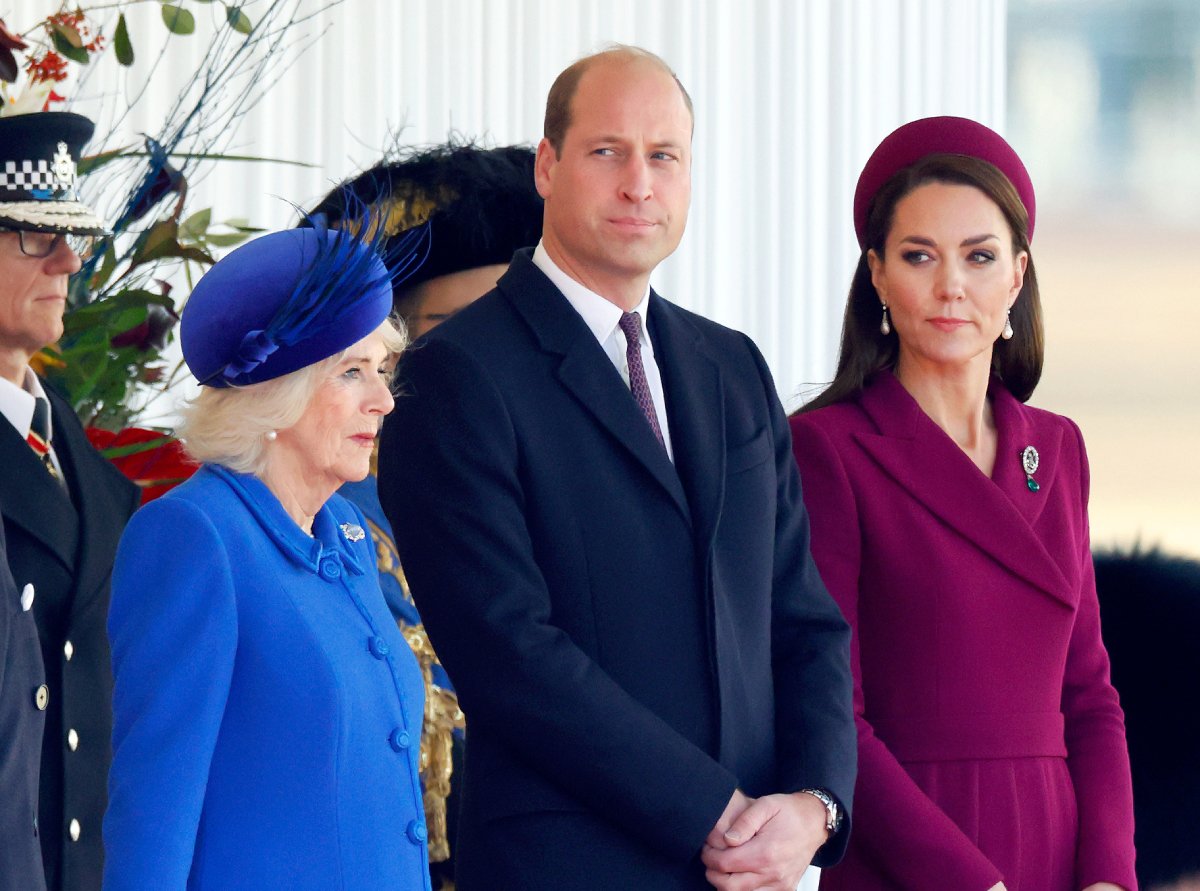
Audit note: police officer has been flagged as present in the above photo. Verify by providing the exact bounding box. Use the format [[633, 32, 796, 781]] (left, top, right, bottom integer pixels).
[[0, 110, 139, 891]]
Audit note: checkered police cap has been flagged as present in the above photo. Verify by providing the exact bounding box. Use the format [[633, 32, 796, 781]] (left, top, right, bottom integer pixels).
[[0, 111, 107, 235]]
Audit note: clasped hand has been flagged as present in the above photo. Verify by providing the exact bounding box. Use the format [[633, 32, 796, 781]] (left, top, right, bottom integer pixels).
[[701, 789, 829, 891]]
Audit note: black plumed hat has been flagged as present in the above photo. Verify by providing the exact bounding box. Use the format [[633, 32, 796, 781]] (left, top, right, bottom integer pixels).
[[309, 141, 543, 293]]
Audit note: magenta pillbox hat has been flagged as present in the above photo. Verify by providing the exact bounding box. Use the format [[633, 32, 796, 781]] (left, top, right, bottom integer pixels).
[[852, 115, 1036, 248]]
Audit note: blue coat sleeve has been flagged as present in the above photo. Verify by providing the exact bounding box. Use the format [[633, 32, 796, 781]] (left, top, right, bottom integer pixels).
[[104, 497, 237, 890]]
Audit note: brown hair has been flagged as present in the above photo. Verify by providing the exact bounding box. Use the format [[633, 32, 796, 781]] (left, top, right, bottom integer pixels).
[[798, 153, 1044, 414], [543, 45, 694, 157]]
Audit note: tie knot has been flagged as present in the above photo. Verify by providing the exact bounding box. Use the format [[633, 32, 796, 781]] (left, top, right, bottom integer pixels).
[[618, 311, 642, 346]]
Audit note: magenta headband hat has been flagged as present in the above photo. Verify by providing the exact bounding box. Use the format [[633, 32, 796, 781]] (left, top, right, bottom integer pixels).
[[852, 115, 1036, 249]]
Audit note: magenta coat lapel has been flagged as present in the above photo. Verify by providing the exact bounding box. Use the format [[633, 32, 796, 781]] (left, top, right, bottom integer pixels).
[[853, 372, 1074, 609]]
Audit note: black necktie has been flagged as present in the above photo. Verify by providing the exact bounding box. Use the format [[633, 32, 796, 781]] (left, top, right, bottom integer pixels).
[[26, 396, 60, 480]]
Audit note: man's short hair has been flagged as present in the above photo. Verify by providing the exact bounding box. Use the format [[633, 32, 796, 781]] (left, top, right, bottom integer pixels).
[[543, 45, 694, 157]]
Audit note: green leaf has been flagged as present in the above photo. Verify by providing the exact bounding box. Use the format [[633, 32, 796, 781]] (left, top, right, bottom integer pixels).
[[63, 290, 171, 335], [88, 242, 119, 292], [129, 219, 181, 267], [52, 22, 83, 48], [203, 231, 255, 248], [178, 245, 217, 266], [51, 28, 90, 64], [77, 145, 136, 177], [101, 435, 177, 460], [226, 6, 253, 34], [161, 5, 196, 36], [114, 14, 135, 66], [178, 208, 212, 242]]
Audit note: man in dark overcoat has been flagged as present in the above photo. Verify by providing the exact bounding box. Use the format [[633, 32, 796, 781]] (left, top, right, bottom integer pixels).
[[0, 110, 139, 891], [379, 46, 856, 890], [0, 517, 47, 891]]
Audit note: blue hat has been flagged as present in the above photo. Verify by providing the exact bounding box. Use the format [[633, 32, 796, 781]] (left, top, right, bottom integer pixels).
[[182, 224, 403, 387], [0, 111, 107, 235]]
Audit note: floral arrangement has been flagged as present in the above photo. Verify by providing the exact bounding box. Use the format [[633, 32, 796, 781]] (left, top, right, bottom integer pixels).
[[1, 1, 329, 498]]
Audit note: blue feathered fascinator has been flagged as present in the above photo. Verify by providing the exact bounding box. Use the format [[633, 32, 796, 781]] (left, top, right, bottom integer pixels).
[[182, 204, 428, 387]]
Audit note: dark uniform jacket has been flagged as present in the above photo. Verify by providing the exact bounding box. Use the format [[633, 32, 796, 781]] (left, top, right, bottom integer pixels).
[[379, 251, 856, 890], [0, 380, 138, 891], [0, 518, 48, 891]]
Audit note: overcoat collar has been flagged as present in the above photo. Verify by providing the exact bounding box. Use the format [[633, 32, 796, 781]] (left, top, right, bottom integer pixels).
[[498, 251, 694, 524], [854, 371, 1073, 607], [209, 465, 366, 577]]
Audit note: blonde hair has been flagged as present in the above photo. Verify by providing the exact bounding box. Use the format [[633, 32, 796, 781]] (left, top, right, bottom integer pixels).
[[180, 319, 406, 477]]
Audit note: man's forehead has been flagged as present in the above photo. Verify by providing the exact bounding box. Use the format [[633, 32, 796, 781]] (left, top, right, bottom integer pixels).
[[568, 63, 692, 139]]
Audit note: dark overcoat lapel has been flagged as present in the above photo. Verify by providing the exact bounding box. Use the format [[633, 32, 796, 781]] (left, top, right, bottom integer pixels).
[[0, 406, 79, 574], [500, 267, 691, 523], [853, 373, 1073, 607], [648, 294, 725, 554]]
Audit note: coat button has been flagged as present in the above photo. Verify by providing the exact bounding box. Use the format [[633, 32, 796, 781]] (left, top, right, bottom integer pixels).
[[34, 685, 49, 711], [406, 819, 427, 845], [388, 727, 411, 752], [63, 640, 74, 661], [368, 636, 390, 659], [318, 559, 341, 581], [69, 819, 80, 842], [67, 729, 79, 751]]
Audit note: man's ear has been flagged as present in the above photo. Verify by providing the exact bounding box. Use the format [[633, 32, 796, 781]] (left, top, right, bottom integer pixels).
[[534, 137, 557, 200]]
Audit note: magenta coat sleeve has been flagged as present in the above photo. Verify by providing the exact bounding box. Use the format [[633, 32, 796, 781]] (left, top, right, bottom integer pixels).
[[790, 414, 1005, 890]]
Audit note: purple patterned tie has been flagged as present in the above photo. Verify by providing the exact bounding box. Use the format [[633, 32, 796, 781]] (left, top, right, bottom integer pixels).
[[618, 311, 666, 449]]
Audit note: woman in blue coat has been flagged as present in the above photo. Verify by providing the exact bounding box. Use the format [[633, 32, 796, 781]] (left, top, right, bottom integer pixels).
[[103, 220, 432, 890]]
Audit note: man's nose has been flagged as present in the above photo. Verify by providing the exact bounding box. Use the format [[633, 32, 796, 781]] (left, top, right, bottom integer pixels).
[[48, 237, 83, 275], [619, 156, 653, 202]]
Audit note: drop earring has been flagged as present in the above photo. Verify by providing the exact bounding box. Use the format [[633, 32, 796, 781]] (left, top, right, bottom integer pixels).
[[880, 304, 891, 336], [1001, 309, 1014, 341], [265, 430, 277, 442]]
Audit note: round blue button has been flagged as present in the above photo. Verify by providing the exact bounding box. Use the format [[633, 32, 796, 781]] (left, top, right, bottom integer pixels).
[[389, 727, 411, 751], [368, 636, 390, 659], [406, 820, 427, 844], [318, 559, 341, 580]]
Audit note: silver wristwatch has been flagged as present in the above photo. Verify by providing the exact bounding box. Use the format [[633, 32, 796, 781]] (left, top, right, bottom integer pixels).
[[798, 787, 843, 835]]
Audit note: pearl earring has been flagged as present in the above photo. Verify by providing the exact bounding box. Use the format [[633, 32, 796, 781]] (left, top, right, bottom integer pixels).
[[265, 430, 277, 442], [880, 304, 891, 336], [1001, 310, 1014, 341]]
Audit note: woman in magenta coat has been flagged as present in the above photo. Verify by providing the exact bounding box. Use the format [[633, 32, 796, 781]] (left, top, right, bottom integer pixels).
[[790, 117, 1136, 891]]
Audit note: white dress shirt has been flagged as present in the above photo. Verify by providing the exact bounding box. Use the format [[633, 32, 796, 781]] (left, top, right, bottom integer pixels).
[[532, 243, 674, 461], [0, 366, 66, 478]]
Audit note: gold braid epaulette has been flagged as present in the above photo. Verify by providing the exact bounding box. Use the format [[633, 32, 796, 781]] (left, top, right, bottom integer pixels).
[[365, 513, 465, 865]]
